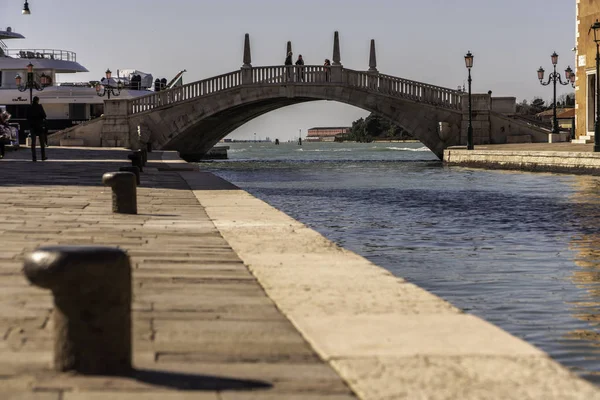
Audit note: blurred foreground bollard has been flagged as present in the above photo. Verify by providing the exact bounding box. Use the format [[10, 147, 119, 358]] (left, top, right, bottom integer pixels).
[[147, 142, 152, 153], [22, 246, 132, 375], [119, 166, 141, 186], [102, 172, 137, 214], [127, 151, 143, 172]]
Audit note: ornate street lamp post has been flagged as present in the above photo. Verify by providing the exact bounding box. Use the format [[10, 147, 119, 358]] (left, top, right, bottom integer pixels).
[[536, 52, 575, 134], [591, 20, 600, 152], [15, 63, 50, 104], [96, 69, 123, 100], [464, 51, 474, 150]]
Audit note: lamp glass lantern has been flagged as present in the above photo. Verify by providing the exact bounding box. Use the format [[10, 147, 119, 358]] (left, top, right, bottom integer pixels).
[[105, 69, 112, 80], [565, 66, 573, 81], [592, 20, 600, 43], [464, 51, 474, 69], [551, 52, 559, 65], [22, 1, 30, 15], [537, 67, 545, 81], [15, 74, 22, 86], [27, 63, 34, 74]]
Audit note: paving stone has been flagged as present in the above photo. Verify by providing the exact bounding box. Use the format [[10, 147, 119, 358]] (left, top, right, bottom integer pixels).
[[0, 147, 355, 398]]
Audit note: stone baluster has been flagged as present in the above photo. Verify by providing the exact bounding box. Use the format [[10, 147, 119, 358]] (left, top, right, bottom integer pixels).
[[102, 172, 138, 214], [22, 246, 132, 375]]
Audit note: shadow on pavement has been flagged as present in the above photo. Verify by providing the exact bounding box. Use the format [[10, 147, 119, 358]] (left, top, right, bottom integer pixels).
[[132, 369, 272, 391], [0, 147, 212, 190]]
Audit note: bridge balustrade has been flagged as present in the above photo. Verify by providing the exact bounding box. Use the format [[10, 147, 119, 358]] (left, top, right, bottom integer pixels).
[[130, 70, 242, 114], [344, 69, 462, 110], [128, 66, 462, 115], [252, 65, 330, 84]]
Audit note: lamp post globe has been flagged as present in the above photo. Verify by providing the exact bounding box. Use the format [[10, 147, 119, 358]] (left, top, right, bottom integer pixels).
[[536, 52, 575, 135], [96, 68, 123, 100], [15, 62, 46, 104]]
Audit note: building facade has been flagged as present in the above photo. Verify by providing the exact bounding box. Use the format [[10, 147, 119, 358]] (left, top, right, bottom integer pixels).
[[306, 127, 350, 142], [575, 0, 600, 139]]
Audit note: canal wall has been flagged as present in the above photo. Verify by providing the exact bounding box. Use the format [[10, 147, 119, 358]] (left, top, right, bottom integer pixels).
[[172, 150, 600, 399], [444, 148, 600, 174]]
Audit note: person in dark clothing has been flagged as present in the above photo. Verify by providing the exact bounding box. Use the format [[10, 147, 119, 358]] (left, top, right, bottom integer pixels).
[[27, 96, 47, 162], [284, 51, 293, 81], [295, 54, 305, 82], [324, 59, 331, 82]]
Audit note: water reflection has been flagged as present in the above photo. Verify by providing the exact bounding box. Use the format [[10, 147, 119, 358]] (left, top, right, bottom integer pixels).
[[565, 177, 600, 381]]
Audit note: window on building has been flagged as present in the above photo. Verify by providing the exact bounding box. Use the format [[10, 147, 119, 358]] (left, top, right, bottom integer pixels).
[[588, 74, 597, 132]]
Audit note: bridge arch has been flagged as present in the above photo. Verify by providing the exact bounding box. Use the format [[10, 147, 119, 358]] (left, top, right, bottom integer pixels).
[[128, 70, 463, 159]]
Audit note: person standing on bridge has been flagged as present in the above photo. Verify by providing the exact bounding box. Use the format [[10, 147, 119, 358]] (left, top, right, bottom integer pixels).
[[295, 54, 305, 82], [27, 96, 47, 162], [324, 59, 331, 82], [285, 51, 293, 82]]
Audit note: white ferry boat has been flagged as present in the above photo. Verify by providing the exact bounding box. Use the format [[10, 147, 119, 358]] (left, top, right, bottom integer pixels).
[[0, 26, 184, 143]]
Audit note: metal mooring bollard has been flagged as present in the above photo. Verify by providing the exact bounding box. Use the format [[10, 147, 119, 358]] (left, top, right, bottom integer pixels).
[[127, 152, 143, 172], [119, 166, 141, 186], [22, 246, 132, 375], [102, 172, 137, 214]]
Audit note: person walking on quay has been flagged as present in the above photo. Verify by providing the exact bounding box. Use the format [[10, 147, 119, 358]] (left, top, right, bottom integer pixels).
[[27, 96, 47, 162], [295, 54, 305, 82], [285, 51, 293, 81], [324, 58, 331, 82]]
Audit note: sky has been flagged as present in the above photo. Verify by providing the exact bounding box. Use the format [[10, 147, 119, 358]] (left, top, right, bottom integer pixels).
[[0, 0, 577, 141]]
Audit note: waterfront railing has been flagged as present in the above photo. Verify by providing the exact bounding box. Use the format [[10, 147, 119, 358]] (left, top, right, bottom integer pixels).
[[5, 49, 77, 62]]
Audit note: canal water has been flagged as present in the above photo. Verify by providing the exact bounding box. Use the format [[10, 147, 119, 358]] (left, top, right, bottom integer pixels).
[[199, 141, 600, 383]]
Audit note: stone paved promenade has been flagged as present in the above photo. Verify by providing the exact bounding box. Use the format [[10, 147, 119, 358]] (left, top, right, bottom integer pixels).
[[444, 142, 600, 174], [1, 146, 600, 400], [0, 147, 355, 399]]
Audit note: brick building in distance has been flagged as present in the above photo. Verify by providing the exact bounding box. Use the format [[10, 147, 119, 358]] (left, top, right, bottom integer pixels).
[[306, 127, 350, 142]]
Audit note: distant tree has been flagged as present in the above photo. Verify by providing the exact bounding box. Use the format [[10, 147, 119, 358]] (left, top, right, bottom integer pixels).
[[530, 97, 547, 114], [557, 92, 575, 107], [516, 99, 530, 115], [348, 113, 414, 141]]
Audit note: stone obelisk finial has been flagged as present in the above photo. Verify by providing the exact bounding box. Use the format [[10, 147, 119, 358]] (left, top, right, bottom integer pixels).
[[368, 39, 377, 72], [243, 33, 252, 68], [333, 31, 341, 66], [286, 41, 292, 56]]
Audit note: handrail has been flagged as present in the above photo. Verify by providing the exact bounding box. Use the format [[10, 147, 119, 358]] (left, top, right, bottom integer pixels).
[[4, 48, 77, 62], [129, 65, 462, 115], [130, 70, 242, 114]]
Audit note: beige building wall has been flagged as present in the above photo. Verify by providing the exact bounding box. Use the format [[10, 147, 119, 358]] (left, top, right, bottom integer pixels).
[[575, 0, 600, 138]]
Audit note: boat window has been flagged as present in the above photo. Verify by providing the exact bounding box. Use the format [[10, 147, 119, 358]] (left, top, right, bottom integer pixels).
[[69, 103, 86, 120], [6, 105, 27, 119]]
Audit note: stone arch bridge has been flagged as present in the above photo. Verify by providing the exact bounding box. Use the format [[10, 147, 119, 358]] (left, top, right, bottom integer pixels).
[[59, 33, 552, 160]]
